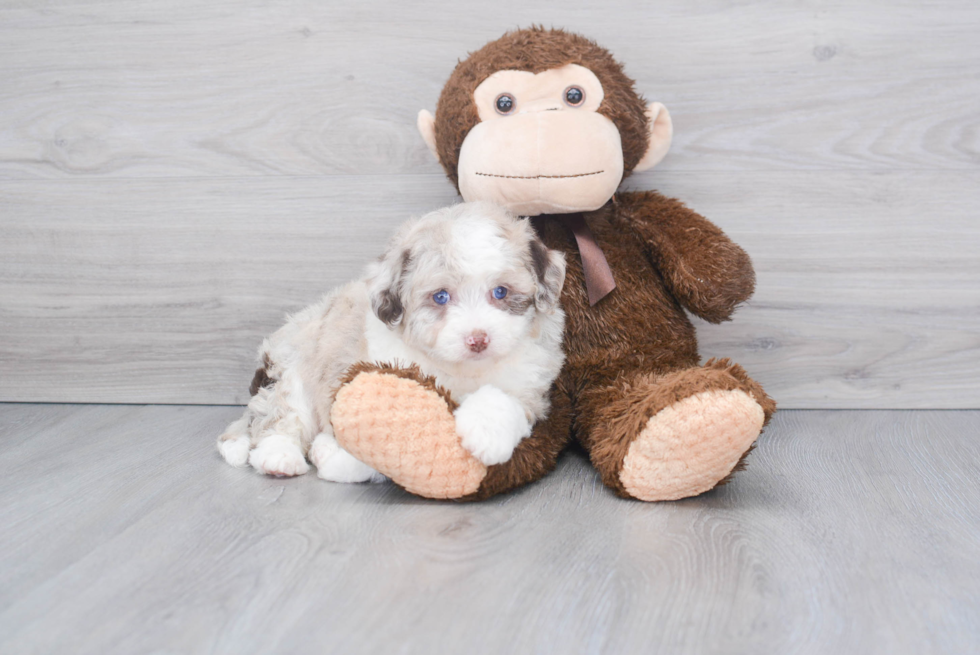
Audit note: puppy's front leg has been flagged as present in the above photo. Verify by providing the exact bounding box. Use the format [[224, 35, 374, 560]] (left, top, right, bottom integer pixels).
[[309, 430, 386, 484], [454, 385, 532, 466]]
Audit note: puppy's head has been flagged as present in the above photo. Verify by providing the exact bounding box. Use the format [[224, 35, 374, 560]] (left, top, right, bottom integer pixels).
[[368, 202, 565, 364]]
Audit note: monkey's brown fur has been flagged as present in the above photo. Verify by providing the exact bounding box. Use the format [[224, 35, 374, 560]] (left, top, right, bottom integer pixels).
[[337, 361, 459, 411], [333, 28, 775, 501], [466, 194, 775, 500]]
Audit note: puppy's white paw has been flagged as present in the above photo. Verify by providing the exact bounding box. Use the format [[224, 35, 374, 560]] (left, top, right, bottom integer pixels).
[[248, 434, 310, 477], [218, 434, 251, 468], [454, 385, 531, 466], [309, 433, 385, 483]]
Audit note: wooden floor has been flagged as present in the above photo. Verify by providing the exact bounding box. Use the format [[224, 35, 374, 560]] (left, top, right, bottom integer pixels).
[[1, 405, 977, 654]]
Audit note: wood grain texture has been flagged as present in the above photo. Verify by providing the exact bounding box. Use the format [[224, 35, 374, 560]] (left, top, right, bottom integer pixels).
[[0, 176, 458, 404], [2, 171, 977, 407], [0, 404, 978, 654], [1, 0, 978, 406], [0, 0, 977, 178]]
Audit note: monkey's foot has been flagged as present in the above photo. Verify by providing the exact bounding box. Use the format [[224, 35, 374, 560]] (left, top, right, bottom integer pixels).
[[620, 387, 765, 501], [618, 359, 775, 501], [584, 358, 775, 501], [330, 363, 486, 499]]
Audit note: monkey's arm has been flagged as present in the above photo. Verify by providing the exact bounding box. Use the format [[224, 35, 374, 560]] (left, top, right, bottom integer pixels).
[[613, 191, 755, 323]]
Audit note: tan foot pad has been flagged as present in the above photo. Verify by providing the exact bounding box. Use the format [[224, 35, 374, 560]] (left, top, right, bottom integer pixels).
[[331, 371, 486, 499], [620, 389, 765, 501]]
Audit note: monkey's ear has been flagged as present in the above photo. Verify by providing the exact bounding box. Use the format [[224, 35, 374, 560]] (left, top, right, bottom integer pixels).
[[417, 110, 440, 162], [633, 102, 673, 172]]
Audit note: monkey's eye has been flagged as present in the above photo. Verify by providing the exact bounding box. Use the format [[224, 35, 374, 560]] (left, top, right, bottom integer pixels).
[[564, 86, 585, 107], [495, 93, 515, 115], [433, 290, 450, 305], [492, 286, 508, 300]]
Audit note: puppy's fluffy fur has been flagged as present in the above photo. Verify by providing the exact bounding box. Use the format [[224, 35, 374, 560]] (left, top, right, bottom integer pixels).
[[217, 202, 567, 482]]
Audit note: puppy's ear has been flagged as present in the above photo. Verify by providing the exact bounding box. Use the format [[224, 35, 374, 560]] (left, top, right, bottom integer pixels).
[[528, 238, 566, 313], [368, 247, 410, 327]]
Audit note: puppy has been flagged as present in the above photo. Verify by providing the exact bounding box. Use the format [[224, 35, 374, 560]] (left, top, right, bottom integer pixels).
[[217, 202, 566, 483]]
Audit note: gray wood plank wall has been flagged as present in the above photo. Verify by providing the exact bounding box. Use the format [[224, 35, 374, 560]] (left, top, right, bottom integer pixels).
[[1, 1, 977, 407]]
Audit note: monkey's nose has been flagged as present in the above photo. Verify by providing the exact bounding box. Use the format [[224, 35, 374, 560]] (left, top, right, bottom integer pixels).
[[518, 101, 563, 114], [465, 330, 490, 353]]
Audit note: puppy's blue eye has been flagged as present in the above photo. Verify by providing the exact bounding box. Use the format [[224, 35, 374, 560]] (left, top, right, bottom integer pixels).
[[493, 286, 508, 300], [433, 290, 450, 305]]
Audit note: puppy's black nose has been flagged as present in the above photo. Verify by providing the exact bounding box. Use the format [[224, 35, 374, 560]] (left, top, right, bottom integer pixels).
[[465, 330, 490, 353]]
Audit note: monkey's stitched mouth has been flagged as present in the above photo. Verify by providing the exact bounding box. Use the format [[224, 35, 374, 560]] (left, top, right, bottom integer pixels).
[[474, 170, 604, 180]]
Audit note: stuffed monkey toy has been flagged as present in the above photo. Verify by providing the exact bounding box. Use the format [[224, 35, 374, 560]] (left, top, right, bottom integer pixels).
[[330, 27, 776, 501]]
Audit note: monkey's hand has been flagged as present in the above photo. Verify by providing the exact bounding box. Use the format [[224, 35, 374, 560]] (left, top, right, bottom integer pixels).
[[330, 363, 487, 499], [614, 190, 756, 323]]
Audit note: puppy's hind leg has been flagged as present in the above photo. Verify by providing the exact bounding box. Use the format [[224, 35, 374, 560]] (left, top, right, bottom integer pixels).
[[217, 415, 252, 468], [247, 372, 313, 478], [248, 434, 310, 477], [218, 346, 276, 469]]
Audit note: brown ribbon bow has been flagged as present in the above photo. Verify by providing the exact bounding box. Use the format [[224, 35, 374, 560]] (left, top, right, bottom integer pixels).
[[562, 213, 616, 306]]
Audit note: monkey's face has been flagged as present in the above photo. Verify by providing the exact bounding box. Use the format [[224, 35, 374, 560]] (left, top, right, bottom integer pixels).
[[420, 41, 674, 218], [456, 65, 625, 216]]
